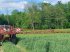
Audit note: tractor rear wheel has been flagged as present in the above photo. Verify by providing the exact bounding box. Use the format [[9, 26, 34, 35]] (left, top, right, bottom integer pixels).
[[10, 34, 17, 44]]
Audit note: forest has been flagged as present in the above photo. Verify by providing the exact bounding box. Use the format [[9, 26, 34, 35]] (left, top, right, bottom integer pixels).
[[0, 1, 70, 29]]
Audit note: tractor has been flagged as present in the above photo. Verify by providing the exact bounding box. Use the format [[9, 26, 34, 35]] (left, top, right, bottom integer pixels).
[[0, 25, 21, 46]]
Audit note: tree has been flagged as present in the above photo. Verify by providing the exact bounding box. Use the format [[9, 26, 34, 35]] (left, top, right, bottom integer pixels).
[[27, 3, 41, 29]]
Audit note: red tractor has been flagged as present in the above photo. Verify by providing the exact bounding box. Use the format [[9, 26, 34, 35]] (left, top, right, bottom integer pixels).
[[0, 25, 21, 45]]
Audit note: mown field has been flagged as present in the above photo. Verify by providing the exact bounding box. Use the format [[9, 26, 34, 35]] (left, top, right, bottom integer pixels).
[[2, 33, 70, 52]]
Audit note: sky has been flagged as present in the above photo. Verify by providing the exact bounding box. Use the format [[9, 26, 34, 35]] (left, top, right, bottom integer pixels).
[[0, 0, 70, 14], [43, 0, 70, 4]]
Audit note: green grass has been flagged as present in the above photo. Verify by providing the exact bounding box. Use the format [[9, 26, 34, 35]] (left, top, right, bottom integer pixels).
[[3, 33, 70, 52], [3, 42, 20, 52]]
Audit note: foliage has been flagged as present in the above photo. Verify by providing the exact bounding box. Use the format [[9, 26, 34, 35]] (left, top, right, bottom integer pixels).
[[0, 1, 70, 29], [3, 42, 20, 52]]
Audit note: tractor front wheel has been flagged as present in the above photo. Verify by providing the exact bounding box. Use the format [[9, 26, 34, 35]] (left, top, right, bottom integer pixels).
[[0, 35, 4, 46]]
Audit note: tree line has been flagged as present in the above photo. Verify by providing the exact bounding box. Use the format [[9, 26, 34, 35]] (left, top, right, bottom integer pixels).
[[0, 1, 70, 29]]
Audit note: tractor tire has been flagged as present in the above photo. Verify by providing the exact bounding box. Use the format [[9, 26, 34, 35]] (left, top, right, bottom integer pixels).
[[12, 38, 17, 44], [10, 34, 17, 44]]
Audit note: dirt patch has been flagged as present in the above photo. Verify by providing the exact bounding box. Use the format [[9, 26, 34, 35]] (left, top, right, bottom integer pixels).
[[20, 29, 70, 34]]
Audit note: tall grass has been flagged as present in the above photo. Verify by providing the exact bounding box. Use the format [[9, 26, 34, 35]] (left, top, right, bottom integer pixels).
[[3, 42, 20, 52], [3, 33, 70, 52], [17, 33, 70, 52]]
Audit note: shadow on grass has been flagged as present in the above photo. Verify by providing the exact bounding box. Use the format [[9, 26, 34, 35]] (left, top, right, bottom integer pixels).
[[46, 42, 50, 52]]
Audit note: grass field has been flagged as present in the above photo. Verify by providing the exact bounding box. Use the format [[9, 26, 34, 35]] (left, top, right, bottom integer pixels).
[[2, 33, 70, 52]]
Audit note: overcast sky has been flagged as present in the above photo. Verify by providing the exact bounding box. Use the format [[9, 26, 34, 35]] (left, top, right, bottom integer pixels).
[[0, 0, 70, 14]]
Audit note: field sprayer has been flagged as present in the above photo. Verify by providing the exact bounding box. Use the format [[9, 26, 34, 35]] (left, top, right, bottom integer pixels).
[[0, 25, 21, 45]]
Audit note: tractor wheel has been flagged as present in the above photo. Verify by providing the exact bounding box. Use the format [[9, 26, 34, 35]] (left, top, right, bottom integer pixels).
[[12, 38, 17, 44], [10, 34, 17, 44]]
